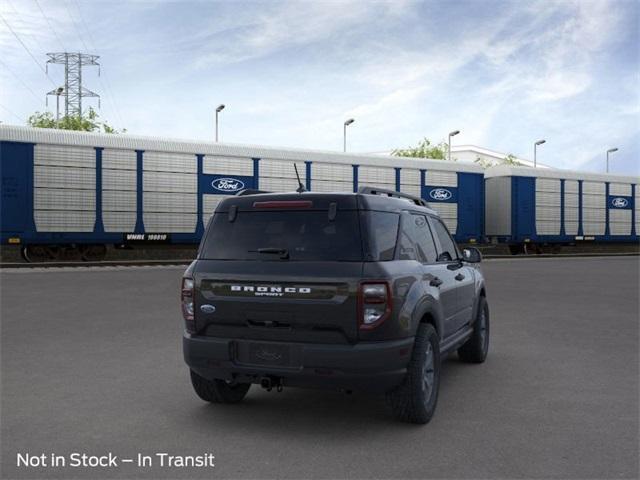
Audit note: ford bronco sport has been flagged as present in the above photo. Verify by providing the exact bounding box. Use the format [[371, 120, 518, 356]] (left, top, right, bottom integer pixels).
[[182, 187, 489, 424]]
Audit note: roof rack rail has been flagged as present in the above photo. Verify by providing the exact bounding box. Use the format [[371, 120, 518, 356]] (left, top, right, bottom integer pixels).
[[235, 189, 271, 196], [357, 186, 427, 207]]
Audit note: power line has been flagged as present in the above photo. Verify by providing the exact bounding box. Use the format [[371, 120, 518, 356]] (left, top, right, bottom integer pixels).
[[70, 0, 126, 127], [0, 58, 44, 104], [0, 103, 24, 123], [0, 13, 57, 88], [34, 0, 67, 52], [62, 0, 91, 52]]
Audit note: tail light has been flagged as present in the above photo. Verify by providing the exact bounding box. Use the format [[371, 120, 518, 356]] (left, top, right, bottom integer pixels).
[[358, 282, 392, 330], [181, 277, 195, 333]]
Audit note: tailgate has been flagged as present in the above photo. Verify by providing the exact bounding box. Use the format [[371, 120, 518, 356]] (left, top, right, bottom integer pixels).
[[193, 260, 363, 344]]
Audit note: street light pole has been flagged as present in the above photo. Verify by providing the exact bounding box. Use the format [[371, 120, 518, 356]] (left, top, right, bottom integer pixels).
[[606, 148, 618, 173], [55, 87, 64, 125], [343, 118, 354, 152], [215, 104, 225, 142], [448, 130, 460, 162], [534, 139, 546, 168]]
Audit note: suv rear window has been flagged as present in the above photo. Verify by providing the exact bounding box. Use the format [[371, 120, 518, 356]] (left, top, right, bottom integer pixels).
[[201, 211, 363, 261]]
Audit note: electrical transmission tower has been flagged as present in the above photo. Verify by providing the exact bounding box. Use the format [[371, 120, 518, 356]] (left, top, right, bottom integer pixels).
[[46, 53, 100, 118]]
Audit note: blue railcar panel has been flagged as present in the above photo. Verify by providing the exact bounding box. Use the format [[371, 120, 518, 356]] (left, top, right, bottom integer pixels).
[[456, 173, 484, 242], [423, 186, 458, 203], [352, 165, 358, 193], [632, 184, 636, 237], [607, 195, 633, 209], [94, 147, 104, 234], [134, 150, 144, 234], [577, 180, 584, 236], [252, 158, 260, 189], [605, 182, 610, 236], [201, 174, 254, 195], [196, 154, 205, 236], [560, 179, 565, 236], [0, 141, 35, 242], [511, 176, 536, 241], [305, 161, 312, 191]]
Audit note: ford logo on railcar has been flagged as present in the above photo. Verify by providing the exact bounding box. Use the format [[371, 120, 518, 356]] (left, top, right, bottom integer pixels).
[[611, 197, 629, 208], [212, 178, 245, 192], [429, 188, 452, 201]]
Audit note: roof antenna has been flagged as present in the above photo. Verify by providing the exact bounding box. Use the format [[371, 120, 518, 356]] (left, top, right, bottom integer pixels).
[[294, 163, 306, 193]]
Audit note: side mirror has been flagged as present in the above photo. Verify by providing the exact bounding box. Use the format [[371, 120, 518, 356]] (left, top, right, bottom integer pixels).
[[462, 247, 482, 263]]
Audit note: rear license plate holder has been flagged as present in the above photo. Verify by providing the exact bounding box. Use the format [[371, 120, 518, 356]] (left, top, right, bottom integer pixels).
[[236, 342, 293, 367]]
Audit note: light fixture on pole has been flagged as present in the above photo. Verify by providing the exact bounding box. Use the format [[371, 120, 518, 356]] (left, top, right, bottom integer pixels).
[[343, 118, 355, 152], [448, 130, 460, 162], [215, 104, 225, 142], [534, 139, 546, 168], [55, 87, 64, 124], [606, 148, 618, 173]]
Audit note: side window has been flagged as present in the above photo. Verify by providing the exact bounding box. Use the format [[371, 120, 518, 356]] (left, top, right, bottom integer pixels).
[[362, 211, 399, 261], [398, 214, 438, 263], [429, 217, 458, 262]]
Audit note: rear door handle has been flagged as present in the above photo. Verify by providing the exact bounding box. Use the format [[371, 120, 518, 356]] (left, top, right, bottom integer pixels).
[[455, 273, 465, 281], [429, 277, 443, 287]]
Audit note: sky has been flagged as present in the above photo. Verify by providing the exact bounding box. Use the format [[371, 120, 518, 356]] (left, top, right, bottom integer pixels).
[[0, 0, 638, 175]]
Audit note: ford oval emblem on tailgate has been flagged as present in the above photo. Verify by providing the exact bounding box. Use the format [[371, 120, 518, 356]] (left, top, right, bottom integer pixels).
[[200, 304, 216, 314]]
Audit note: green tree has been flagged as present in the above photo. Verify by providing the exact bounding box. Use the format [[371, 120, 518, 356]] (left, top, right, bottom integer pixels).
[[502, 153, 522, 166], [474, 153, 523, 168], [27, 107, 125, 133], [392, 137, 451, 160]]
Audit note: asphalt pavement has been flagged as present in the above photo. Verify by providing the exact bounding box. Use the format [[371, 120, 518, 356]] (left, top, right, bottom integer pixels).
[[1, 257, 638, 479]]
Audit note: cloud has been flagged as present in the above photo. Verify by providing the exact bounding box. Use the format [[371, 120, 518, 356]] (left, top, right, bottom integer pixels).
[[0, 0, 637, 175]]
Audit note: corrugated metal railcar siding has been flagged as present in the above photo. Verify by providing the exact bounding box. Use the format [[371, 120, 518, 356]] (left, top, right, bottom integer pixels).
[[582, 181, 606, 235], [309, 162, 353, 193], [33, 144, 95, 232], [425, 170, 457, 234], [357, 165, 396, 191], [143, 151, 197, 233], [102, 149, 137, 232], [484, 177, 511, 236], [609, 183, 632, 236], [399, 169, 421, 198], [202, 155, 254, 226], [535, 178, 561, 235], [564, 180, 579, 235], [259, 158, 307, 192]]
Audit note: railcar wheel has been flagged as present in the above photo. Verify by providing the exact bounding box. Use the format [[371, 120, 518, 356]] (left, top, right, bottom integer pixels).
[[21, 245, 61, 263], [79, 244, 107, 262]]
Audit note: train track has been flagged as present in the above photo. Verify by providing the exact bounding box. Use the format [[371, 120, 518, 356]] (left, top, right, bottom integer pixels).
[[1, 252, 638, 269]]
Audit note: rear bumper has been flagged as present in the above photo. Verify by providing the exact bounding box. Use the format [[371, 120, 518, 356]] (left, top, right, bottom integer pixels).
[[183, 334, 414, 393]]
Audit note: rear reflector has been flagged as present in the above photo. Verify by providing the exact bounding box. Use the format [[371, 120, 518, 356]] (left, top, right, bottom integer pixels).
[[253, 200, 313, 209]]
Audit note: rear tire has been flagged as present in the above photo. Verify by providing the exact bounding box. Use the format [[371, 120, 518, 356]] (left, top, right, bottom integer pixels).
[[190, 370, 251, 404], [387, 323, 440, 424], [458, 296, 490, 363]]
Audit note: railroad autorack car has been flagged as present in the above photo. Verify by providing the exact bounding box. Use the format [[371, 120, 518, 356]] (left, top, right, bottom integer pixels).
[[0, 125, 485, 261], [484, 165, 639, 253]]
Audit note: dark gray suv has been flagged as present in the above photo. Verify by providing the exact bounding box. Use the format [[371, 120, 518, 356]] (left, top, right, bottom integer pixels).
[[182, 187, 489, 424]]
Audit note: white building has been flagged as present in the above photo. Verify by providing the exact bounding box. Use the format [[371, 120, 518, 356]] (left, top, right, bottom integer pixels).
[[368, 145, 551, 169], [451, 145, 551, 169]]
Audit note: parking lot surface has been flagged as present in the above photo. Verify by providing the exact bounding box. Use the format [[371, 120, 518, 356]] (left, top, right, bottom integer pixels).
[[1, 257, 638, 479]]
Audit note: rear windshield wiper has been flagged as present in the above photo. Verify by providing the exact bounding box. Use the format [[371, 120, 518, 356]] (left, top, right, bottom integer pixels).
[[249, 247, 290, 260]]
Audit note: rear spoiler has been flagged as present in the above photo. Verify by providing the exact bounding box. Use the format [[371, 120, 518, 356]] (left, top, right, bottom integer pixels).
[[235, 189, 272, 196]]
